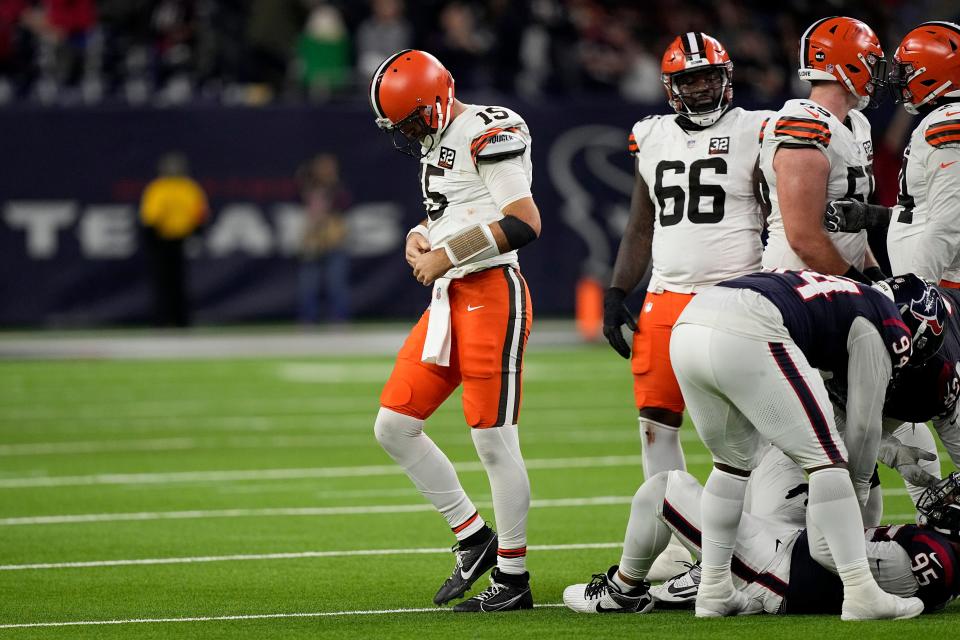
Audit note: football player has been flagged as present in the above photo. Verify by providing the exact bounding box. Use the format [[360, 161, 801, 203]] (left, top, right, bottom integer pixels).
[[670, 270, 945, 618], [563, 467, 960, 617], [369, 50, 541, 612], [823, 22, 960, 511], [760, 17, 887, 282], [603, 33, 773, 576]]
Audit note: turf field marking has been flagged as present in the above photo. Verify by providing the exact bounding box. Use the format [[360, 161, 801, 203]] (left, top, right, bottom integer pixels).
[[0, 543, 622, 571], [0, 429, 702, 457], [0, 604, 567, 629], [0, 496, 635, 526], [0, 453, 679, 488]]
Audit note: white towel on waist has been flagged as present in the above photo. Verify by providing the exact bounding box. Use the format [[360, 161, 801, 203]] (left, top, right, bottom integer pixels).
[[422, 278, 452, 366]]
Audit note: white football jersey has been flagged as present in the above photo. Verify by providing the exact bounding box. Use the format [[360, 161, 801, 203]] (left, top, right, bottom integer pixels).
[[760, 99, 875, 270], [888, 102, 960, 283], [630, 107, 772, 293], [419, 104, 533, 278]]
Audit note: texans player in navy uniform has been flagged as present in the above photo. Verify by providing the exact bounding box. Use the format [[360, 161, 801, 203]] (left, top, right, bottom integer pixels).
[[670, 270, 945, 619]]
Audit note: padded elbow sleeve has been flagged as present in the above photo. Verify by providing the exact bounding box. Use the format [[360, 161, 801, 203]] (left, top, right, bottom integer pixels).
[[498, 215, 537, 251]]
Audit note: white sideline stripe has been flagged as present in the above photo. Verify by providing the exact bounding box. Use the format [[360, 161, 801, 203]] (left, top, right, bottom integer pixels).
[[0, 454, 682, 488], [0, 604, 568, 629], [0, 496, 634, 526], [0, 542, 621, 572]]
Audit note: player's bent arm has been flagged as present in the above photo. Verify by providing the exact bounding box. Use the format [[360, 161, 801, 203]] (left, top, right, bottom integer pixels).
[[914, 147, 960, 281], [774, 147, 862, 278], [610, 163, 654, 293], [932, 409, 960, 468], [844, 317, 893, 504], [490, 197, 540, 252]]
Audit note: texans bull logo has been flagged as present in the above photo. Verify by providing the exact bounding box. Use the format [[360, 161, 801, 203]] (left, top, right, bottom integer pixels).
[[911, 288, 945, 337]]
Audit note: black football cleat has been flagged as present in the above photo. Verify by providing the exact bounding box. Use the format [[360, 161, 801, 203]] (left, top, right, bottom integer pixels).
[[433, 529, 498, 606], [452, 568, 534, 612]]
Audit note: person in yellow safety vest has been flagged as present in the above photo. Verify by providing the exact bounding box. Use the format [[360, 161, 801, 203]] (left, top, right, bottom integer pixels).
[[140, 152, 209, 327]]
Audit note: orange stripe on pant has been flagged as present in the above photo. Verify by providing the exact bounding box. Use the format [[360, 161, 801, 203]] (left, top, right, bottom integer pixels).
[[380, 266, 533, 428]]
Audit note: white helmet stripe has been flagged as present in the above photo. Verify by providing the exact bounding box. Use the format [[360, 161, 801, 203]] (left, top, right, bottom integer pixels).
[[369, 50, 412, 121], [685, 32, 701, 60]]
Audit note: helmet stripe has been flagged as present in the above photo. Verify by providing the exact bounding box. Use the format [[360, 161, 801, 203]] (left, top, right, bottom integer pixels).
[[800, 16, 835, 68], [684, 32, 701, 60], [694, 32, 706, 57], [921, 20, 960, 37], [370, 49, 412, 120]]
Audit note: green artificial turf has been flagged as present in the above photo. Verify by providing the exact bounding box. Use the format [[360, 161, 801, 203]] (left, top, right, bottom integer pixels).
[[0, 345, 955, 638]]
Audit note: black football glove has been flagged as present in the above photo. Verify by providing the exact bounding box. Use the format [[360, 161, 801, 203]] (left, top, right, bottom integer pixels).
[[603, 287, 638, 359], [824, 199, 869, 233]]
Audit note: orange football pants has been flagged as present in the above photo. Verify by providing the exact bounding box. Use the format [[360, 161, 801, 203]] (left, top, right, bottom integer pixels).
[[631, 289, 695, 413], [381, 266, 533, 428]]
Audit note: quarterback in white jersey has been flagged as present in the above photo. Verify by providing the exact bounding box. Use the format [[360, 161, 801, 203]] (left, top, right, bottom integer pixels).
[[369, 50, 541, 613], [759, 16, 887, 283]]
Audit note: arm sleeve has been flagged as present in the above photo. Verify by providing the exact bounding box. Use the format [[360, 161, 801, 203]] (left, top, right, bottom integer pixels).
[[865, 541, 919, 598], [477, 155, 532, 212], [914, 147, 960, 281], [844, 317, 893, 504], [932, 407, 960, 467]]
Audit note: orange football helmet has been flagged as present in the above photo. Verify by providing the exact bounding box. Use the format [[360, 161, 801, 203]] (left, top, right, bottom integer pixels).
[[890, 22, 960, 114], [661, 32, 733, 126], [798, 16, 886, 110], [369, 49, 455, 157]]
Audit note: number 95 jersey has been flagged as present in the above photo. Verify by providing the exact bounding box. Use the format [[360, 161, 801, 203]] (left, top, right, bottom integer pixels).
[[630, 107, 773, 294], [760, 99, 875, 270], [420, 104, 534, 279]]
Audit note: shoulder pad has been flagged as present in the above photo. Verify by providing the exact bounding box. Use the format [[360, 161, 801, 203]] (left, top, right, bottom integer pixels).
[[471, 127, 527, 164], [771, 113, 831, 149], [630, 115, 662, 155], [925, 113, 960, 149]]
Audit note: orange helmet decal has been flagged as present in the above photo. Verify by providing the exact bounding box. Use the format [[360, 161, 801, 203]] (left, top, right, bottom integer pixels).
[[660, 32, 734, 127], [369, 50, 455, 156], [798, 16, 886, 109], [892, 21, 960, 114]]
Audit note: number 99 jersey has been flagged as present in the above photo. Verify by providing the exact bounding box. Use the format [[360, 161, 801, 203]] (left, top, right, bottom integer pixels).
[[629, 107, 773, 293], [419, 104, 533, 279], [760, 99, 875, 270]]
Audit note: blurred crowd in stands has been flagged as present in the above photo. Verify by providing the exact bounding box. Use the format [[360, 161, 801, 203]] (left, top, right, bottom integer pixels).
[[0, 0, 953, 107]]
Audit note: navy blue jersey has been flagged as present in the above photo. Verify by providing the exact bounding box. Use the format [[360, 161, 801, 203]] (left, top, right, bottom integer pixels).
[[883, 287, 960, 422], [784, 525, 959, 614], [718, 270, 912, 375]]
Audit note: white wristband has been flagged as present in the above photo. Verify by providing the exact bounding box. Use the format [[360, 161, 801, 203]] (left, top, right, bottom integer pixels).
[[407, 224, 429, 240]]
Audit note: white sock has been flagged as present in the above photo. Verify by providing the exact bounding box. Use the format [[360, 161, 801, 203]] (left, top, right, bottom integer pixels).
[[806, 468, 873, 589], [472, 424, 530, 574], [618, 472, 672, 582], [374, 408, 485, 540], [639, 417, 686, 480], [699, 468, 748, 576]]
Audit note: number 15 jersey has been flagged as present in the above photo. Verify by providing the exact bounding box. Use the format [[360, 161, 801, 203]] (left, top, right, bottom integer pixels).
[[629, 107, 773, 294]]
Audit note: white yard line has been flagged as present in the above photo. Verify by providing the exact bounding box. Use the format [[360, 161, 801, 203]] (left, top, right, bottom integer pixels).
[[0, 495, 635, 526], [0, 453, 681, 488], [0, 542, 621, 571], [0, 604, 568, 629]]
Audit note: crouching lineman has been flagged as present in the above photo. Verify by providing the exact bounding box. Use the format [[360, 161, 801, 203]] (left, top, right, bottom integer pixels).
[[369, 50, 541, 612], [563, 467, 960, 616], [603, 32, 773, 579], [672, 270, 945, 619]]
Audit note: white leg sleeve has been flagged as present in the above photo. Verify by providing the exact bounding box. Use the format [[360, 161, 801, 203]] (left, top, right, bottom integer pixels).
[[374, 407, 484, 539], [618, 472, 673, 581], [699, 468, 748, 574], [639, 417, 686, 479], [806, 467, 874, 588], [472, 424, 530, 573]]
